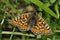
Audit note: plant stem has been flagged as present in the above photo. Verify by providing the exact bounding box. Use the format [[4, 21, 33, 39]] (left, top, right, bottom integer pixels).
[[2, 31, 35, 37], [9, 27, 16, 40], [0, 24, 2, 40], [0, 17, 5, 40], [22, 35, 25, 40]]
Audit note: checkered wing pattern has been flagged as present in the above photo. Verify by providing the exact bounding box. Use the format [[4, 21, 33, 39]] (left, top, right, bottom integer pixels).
[[10, 13, 32, 31], [30, 16, 52, 35]]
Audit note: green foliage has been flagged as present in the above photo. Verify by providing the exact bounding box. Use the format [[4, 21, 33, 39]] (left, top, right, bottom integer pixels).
[[0, 0, 60, 40]]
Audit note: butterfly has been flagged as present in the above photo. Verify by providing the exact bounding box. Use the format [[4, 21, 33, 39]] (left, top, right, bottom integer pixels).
[[10, 12, 52, 35]]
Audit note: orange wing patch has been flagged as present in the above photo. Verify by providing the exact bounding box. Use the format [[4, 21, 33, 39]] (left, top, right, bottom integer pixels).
[[10, 13, 32, 31], [31, 26, 41, 35], [31, 17, 52, 35]]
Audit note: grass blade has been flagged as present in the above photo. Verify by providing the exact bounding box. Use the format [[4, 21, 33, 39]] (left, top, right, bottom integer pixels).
[[30, 0, 59, 19], [2, 31, 35, 37], [9, 27, 16, 40]]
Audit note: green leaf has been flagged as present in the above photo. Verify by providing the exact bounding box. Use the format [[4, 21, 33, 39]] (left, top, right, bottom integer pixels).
[[1, 0, 17, 11], [30, 0, 59, 19], [50, 0, 56, 4], [58, 0, 60, 5], [55, 4, 59, 19], [24, 0, 31, 4]]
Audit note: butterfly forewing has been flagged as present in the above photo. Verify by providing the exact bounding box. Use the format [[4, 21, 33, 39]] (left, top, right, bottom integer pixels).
[[10, 13, 32, 31], [31, 16, 52, 35]]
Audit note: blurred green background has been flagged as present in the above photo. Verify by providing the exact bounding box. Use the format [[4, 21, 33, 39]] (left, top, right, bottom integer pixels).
[[0, 0, 60, 40]]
